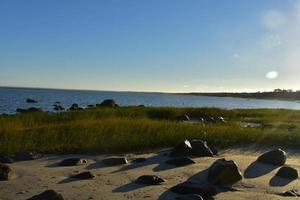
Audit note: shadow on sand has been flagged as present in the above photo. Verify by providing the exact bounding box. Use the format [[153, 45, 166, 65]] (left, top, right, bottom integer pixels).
[[113, 182, 150, 193], [244, 160, 278, 179]]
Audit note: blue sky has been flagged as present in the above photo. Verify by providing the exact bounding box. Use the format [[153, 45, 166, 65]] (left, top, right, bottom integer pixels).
[[0, 0, 299, 92]]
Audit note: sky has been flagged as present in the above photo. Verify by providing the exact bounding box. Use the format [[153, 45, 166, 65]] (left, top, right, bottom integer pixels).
[[0, 0, 300, 92]]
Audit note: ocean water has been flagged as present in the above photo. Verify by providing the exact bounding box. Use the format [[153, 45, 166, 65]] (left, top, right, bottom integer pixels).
[[1, 87, 300, 114]]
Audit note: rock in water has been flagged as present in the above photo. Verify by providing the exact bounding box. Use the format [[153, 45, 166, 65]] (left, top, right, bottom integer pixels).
[[207, 158, 242, 186], [171, 181, 217, 197], [190, 140, 214, 157], [53, 105, 65, 111], [176, 194, 204, 200], [170, 140, 192, 157], [276, 166, 298, 179], [58, 158, 87, 166], [135, 175, 165, 185], [102, 157, 128, 166], [70, 171, 95, 180], [166, 157, 195, 167], [27, 190, 64, 200], [257, 149, 286, 166], [16, 107, 43, 113], [0, 163, 14, 181], [69, 104, 82, 111], [96, 99, 119, 107], [26, 98, 37, 103]]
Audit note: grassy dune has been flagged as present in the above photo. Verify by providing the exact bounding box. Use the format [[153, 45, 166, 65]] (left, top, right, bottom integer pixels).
[[0, 107, 300, 154]]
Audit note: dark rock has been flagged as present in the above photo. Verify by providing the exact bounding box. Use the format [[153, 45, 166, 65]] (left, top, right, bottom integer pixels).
[[132, 158, 147, 163], [87, 104, 94, 108], [257, 149, 286, 166], [26, 98, 37, 103], [217, 116, 227, 123], [70, 171, 95, 180], [209, 145, 219, 156], [58, 158, 87, 166], [69, 103, 83, 111], [138, 104, 145, 107], [171, 181, 217, 197], [27, 189, 64, 200], [0, 163, 14, 181], [190, 140, 214, 157], [102, 157, 128, 166], [0, 155, 14, 163], [276, 166, 298, 179], [96, 99, 119, 107], [166, 157, 195, 167], [53, 105, 65, 111], [177, 114, 190, 121], [207, 158, 242, 186], [135, 175, 165, 185], [16, 107, 43, 113], [170, 140, 192, 157], [14, 151, 41, 161], [279, 189, 300, 197], [176, 194, 204, 200]]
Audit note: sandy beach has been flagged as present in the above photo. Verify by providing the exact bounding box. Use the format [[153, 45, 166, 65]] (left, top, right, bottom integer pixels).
[[1, 146, 300, 200]]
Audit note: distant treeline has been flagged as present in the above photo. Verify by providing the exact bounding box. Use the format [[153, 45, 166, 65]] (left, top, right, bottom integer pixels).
[[181, 89, 300, 101]]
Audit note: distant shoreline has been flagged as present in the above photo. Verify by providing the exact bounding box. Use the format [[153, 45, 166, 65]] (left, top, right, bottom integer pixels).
[[176, 92, 300, 102]]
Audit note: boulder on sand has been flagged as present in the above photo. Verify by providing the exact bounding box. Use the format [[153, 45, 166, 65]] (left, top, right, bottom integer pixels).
[[171, 181, 217, 197], [257, 149, 287, 166], [58, 158, 87, 166], [190, 140, 214, 157], [26, 98, 37, 103], [176, 194, 204, 200], [13, 151, 41, 161], [135, 175, 165, 185], [276, 166, 298, 179], [96, 99, 119, 107], [279, 189, 300, 197], [27, 189, 64, 200], [0, 163, 14, 181], [102, 157, 128, 166], [132, 157, 147, 163], [70, 171, 95, 180], [166, 157, 195, 167], [170, 140, 192, 157], [207, 158, 242, 186]]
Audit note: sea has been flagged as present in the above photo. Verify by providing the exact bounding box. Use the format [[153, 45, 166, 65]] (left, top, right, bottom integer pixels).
[[1, 87, 300, 114]]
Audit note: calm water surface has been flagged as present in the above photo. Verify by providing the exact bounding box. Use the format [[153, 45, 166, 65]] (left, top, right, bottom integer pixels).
[[1, 87, 300, 114]]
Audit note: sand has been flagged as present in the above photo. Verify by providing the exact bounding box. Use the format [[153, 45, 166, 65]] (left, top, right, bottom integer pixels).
[[1, 146, 300, 200]]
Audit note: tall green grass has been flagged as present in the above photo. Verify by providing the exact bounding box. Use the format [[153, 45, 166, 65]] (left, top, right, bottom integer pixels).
[[0, 107, 299, 154]]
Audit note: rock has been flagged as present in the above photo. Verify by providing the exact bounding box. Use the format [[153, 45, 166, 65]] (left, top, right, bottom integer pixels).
[[16, 107, 43, 113], [102, 157, 128, 166], [87, 104, 94, 108], [190, 140, 214, 157], [27, 189, 64, 200], [26, 98, 37, 103], [166, 157, 195, 167], [176, 194, 204, 200], [70, 171, 95, 180], [276, 166, 298, 179], [135, 175, 165, 185], [170, 140, 192, 157], [279, 189, 300, 197], [96, 99, 119, 107], [58, 158, 87, 166], [0, 163, 14, 181], [207, 158, 242, 186], [132, 158, 147, 163], [257, 149, 286, 166], [177, 114, 190, 121], [13, 151, 41, 161], [0, 155, 14, 163], [171, 181, 217, 197], [53, 105, 65, 111], [69, 104, 82, 111], [217, 116, 227, 123]]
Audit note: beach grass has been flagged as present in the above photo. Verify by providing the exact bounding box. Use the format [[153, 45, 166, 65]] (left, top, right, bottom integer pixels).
[[0, 106, 300, 154]]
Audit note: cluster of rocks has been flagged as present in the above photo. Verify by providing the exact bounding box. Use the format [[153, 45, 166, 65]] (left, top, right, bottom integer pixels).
[[16, 99, 120, 114], [177, 114, 227, 124]]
